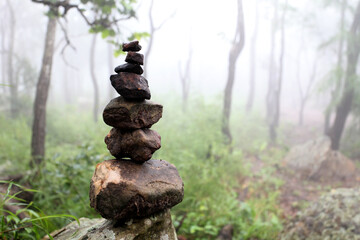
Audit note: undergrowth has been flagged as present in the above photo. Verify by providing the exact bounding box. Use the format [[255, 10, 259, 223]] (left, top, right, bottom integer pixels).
[[0, 96, 284, 239]]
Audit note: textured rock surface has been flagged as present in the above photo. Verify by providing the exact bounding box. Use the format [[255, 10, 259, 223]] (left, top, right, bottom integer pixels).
[[280, 188, 360, 240], [122, 40, 142, 52], [110, 73, 150, 100], [105, 128, 161, 162], [114, 63, 143, 74], [103, 96, 163, 130], [283, 137, 356, 181], [89, 159, 184, 221], [125, 52, 144, 65], [45, 209, 177, 240]]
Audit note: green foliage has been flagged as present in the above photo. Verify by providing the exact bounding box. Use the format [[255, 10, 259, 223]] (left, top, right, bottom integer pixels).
[[29, 144, 104, 228], [0, 96, 285, 239], [0, 181, 78, 240], [0, 116, 32, 173]]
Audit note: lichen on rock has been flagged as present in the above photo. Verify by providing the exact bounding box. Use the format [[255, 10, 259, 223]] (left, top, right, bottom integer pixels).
[[280, 188, 360, 240], [45, 209, 177, 240]]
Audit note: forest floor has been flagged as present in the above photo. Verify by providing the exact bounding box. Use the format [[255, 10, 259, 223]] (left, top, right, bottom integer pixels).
[[237, 113, 360, 222]]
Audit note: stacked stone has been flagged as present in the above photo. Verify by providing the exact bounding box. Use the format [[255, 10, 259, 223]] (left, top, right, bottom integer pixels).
[[89, 41, 184, 223]]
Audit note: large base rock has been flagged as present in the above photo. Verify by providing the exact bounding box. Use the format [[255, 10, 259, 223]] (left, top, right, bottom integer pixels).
[[90, 159, 184, 221], [283, 137, 356, 181], [45, 209, 178, 240], [281, 188, 360, 240]]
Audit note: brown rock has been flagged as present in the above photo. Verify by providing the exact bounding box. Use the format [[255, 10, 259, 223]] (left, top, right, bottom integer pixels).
[[125, 52, 144, 65], [105, 128, 161, 163], [122, 40, 142, 52], [283, 137, 356, 181], [89, 159, 184, 221], [110, 73, 150, 100], [114, 63, 143, 74], [103, 96, 163, 130]]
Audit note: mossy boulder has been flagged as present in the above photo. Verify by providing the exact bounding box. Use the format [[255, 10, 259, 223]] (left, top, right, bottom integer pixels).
[[281, 188, 360, 240], [45, 209, 177, 240]]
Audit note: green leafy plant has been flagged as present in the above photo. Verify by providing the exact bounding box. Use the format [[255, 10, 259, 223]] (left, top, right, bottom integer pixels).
[[0, 181, 78, 240]]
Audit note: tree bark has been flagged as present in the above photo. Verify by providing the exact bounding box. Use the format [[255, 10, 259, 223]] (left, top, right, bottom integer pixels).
[[144, 0, 155, 79], [6, 0, 17, 118], [179, 48, 192, 112], [222, 0, 245, 144], [90, 34, 99, 122], [298, 62, 316, 126], [31, 15, 57, 165], [246, 0, 259, 112], [266, 0, 278, 127], [108, 43, 115, 100], [266, 0, 279, 143], [324, 0, 347, 135], [330, 0, 360, 150], [0, 18, 7, 94]]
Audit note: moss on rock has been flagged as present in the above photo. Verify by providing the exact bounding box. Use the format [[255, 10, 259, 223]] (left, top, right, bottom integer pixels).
[[281, 188, 360, 240]]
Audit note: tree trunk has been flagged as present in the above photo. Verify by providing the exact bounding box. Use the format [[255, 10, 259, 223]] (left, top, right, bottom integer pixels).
[[144, 0, 155, 79], [298, 59, 316, 126], [90, 34, 99, 122], [266, 0, 279, 144], [324, 0, 347, 135], [266, 0, 277, 125], [6, 0, 17, 118], [330, 0, 360, 150], [108, 43, 115, 100], [1, 19, 7, 94], [222, 0, 245, 144], [246, 0, 259, 112], [179, 48, 192, 112], [31, 15, 57, 165]]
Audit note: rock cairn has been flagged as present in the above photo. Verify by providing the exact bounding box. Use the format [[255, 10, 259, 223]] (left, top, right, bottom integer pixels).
[[89, 41, 184, 223]]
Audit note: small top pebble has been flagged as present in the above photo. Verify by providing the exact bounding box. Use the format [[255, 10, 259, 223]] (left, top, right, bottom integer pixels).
[[122, 41, 142, 52]]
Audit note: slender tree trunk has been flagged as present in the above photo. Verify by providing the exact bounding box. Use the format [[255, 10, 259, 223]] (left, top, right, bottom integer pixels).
[[108, 43, 115, 100], [330, 1, 360, 150], [179, 48, 192, 112], [0, 20, 7, 94], [324, 0, 347, 135], [90, 34, 99, 122], [266, 0, 278, 143], [298, 62, 316, 126], [144, 0, 155, 79], [31, 15, 57, 165], [6, 0, 17, 118], [222, 0, 245, 144], [246, 0, 259, 112]]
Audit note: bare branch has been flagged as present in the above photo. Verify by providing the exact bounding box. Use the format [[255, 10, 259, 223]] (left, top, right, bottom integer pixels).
[[154, 10, 176, 31]]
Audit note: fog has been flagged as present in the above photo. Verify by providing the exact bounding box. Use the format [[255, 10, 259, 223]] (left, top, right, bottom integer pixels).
[[1, 0, 347, 116]]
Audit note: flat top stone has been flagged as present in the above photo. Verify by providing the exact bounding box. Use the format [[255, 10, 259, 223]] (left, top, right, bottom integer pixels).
[[122, 40, 142, 52]]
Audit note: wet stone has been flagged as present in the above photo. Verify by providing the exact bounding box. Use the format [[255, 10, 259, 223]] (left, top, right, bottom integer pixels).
[[89, 159, 184, 221], [105, 128, 161, 163], [122, 40, 142, 52], [114, 63, 143, 75], [110, 73, 150, 100], [125, 52, 144, 65], [103, 96, 163, 130]]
